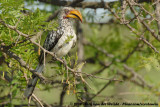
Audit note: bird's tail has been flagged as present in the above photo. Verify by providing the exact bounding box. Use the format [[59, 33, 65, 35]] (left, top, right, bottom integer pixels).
[[24, 64, 44, 98]]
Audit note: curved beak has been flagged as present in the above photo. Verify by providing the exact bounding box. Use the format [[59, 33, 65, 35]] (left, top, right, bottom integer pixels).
[[66, 9, 83, 22]]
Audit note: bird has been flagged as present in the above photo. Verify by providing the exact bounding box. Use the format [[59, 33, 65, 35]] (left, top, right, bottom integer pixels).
[[24, 7, 83, 98]]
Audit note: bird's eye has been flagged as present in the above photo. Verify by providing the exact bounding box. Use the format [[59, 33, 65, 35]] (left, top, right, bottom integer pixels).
[[65, 9, 69, 14]]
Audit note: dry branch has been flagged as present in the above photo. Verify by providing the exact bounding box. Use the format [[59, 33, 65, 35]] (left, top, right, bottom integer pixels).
[[38, 0, 155, 9]]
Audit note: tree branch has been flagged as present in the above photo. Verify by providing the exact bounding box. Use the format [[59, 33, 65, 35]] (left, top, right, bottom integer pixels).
[[38, 0, 114, 9], [38, 0, 154, 9], [0, 44, 47, 81]]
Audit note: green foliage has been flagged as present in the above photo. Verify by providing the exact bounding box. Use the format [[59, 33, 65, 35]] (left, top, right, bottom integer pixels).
[[140, 55, 160, 72], [0, 0, 58, 104], [64, 35, 74, 44]]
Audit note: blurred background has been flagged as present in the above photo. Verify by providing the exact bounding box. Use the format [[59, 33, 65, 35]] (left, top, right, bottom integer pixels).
[[0, 0, 160, 106]]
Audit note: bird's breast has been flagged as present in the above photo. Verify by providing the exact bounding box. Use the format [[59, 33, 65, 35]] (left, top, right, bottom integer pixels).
[[52, 30, 77, 58]]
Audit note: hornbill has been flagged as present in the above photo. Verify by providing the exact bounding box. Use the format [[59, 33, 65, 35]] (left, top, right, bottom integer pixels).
[[24, 7, 83, 98]]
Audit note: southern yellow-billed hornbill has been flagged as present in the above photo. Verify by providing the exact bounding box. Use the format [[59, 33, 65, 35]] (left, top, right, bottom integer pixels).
[[24, 7, 82, 98]]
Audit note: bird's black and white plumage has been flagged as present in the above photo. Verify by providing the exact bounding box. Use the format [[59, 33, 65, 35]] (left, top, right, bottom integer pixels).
[[24, 7, 82, 98]]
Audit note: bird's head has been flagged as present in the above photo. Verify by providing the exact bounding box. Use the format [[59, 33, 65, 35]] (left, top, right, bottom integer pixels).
[[58, 7, 83, 23]]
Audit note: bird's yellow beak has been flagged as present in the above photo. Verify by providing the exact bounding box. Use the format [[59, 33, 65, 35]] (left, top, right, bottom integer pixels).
[[66, 9, 83, 22]]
